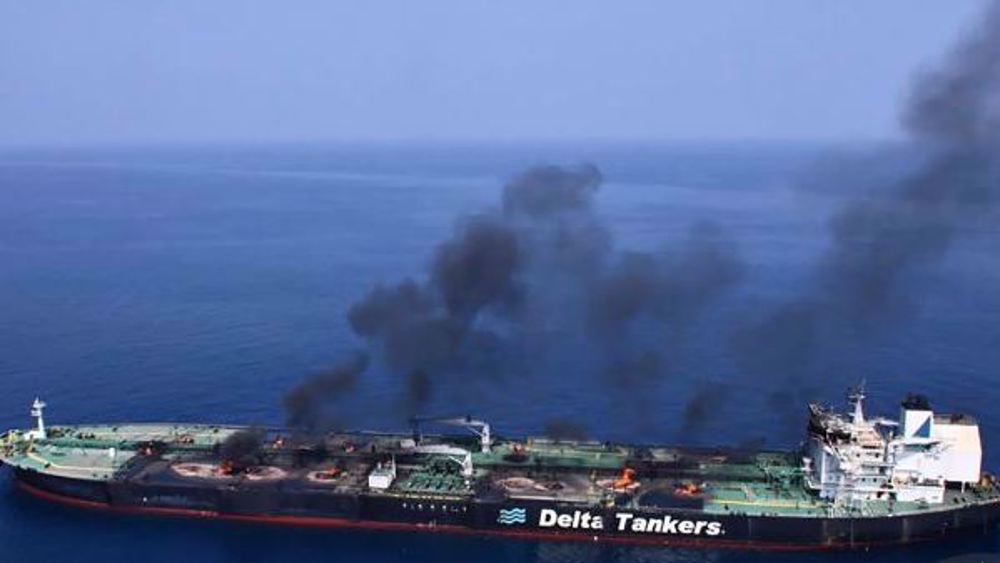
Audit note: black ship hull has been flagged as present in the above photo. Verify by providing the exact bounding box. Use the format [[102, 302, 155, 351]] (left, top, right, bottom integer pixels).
[[13, 468, 1000, 550]]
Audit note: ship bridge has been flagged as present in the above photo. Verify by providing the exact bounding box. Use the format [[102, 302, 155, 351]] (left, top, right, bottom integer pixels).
[[804, 387, 983, 507]]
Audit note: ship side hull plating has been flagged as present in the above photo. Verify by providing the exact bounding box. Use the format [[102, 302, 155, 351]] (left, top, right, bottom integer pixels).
[[13, 468, 1000, 550]]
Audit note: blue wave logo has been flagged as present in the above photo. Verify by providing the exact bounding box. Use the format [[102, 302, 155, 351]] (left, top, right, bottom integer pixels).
[[497, 507, 527, 525]]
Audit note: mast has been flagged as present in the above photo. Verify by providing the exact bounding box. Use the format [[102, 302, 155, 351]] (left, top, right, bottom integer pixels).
[[848, 382, 866, 426], [28, 398, 47, 440]]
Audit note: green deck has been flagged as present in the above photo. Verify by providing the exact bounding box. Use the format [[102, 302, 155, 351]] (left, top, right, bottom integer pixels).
[[4, 423, 1000, 519], [473, 440, 628, 470], [1, 424, 234, 481]]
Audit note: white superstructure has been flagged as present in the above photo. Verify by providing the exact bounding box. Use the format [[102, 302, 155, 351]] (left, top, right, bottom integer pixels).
[[368, 456, 397, 490], [803, 388, 982, 507]]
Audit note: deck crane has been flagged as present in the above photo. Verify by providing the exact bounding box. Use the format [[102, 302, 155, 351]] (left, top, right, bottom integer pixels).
[[409, 415, 493, 453]]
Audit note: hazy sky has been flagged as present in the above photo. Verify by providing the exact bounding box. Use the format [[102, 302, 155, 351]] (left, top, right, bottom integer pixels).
[[0, 1, 989, 148]]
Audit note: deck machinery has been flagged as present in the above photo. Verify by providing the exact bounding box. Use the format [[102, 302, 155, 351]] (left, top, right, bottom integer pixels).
[[2, 389, 999, 550]]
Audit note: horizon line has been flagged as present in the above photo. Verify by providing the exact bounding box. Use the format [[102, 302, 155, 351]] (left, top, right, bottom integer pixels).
[[0, 136, 908, 154]]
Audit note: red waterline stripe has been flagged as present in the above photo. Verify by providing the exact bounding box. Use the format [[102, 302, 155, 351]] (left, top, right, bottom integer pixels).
[[17, 480, 888, 552]]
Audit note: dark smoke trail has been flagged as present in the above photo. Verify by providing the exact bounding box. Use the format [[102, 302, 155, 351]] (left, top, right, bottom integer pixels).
[[219, 427, 266, 469], [543, 419, 590, 442], [335, 164, 743, 428], [502, 163, 602, 217], [283, 352, 369, 432], [683, 385, 732, 433], [732, 3, 1000, 411], [589, 223, 742, 334]]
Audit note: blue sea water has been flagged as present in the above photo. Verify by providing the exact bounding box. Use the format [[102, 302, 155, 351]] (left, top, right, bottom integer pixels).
[[0, 143, 998, 563]]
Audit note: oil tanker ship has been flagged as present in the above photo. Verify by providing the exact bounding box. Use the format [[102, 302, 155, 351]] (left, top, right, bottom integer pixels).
[[2, 388, 999, 550]]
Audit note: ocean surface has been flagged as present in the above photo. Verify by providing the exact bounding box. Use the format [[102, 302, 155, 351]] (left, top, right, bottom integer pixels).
[[0, 142, 998, 563]]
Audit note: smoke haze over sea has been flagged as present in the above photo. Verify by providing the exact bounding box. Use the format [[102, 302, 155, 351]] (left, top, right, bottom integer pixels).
[[1, 140, 999, 562], [283, 3, 1000, 436]]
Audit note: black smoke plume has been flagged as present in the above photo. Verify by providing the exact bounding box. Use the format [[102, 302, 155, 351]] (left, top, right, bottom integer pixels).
[[289, 163, 743, 431], [219, 427, 266, 469], [285, 5, 1000, 436], [283, 352, 369, 432], [543, 419, 590, 442], [732, 3, 1000, 410], [683, 384, 732, 433]]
